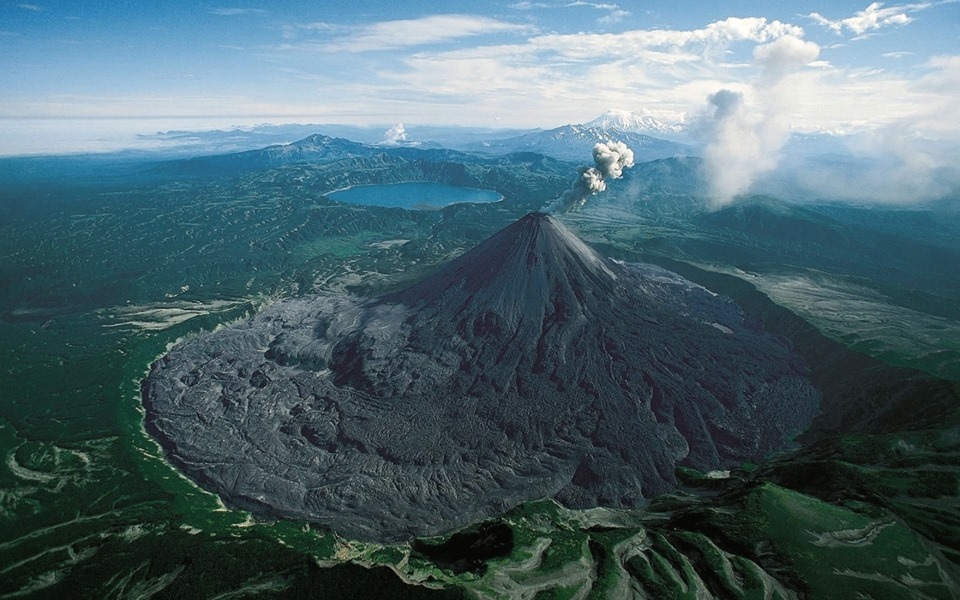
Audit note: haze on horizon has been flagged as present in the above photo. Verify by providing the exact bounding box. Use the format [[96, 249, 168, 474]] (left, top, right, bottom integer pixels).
[[2, 1, 959, 204]]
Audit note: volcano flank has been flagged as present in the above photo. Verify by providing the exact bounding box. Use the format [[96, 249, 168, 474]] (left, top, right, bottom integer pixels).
[[143, 213, 819, 541]]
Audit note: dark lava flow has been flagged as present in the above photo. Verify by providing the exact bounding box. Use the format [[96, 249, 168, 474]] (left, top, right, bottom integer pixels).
[[143, 213, 819, 541]]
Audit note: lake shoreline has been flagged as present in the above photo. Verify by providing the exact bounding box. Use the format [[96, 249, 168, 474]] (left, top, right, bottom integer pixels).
[[327, 181, 503, 210]]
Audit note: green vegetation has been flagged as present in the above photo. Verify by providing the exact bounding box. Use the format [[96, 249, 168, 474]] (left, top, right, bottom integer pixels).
[[1, 152, 959, 597]]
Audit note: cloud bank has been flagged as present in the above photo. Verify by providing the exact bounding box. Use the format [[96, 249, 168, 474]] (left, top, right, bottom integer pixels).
[[756, 53, 960, 205]]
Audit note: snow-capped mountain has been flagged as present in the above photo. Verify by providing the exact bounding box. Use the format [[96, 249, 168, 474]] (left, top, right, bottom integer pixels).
[[584, 110, 685, 139], [467, 122, 691, 163]]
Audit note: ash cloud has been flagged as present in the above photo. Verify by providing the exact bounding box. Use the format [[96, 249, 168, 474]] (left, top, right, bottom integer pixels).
[[698, 35, 820, 208], [547, 140, 635, 213]]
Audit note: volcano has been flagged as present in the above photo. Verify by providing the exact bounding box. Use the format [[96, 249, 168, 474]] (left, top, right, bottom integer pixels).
[[143, 213, 819, 541]]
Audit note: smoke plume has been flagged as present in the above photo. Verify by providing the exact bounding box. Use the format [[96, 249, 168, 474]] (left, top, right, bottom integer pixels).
[[381, 123, 408, 145], [699, 35, 819, 208], [547, 140, 635, 213]]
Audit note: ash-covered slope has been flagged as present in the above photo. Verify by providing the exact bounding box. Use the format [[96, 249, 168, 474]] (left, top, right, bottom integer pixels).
[[143, 213, 818, 542]]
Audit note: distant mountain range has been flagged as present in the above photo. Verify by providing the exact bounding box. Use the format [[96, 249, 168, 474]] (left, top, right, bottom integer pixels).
[[137, 123, 534, 156], [142, 111, 691, 176], [461, 111, 692, 162], [150, 133, 381, 176], [464, 124, 691, 163], [131, 115, 960, 208], [90, 111, 951, 203], [150, 112, 693, 177]]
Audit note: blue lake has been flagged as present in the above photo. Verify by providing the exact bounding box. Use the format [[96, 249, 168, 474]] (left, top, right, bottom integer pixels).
[[327, 182, 502, 210]]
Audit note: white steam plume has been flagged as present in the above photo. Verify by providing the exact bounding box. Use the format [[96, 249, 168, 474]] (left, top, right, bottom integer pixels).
[[701, 89, 783, 206], [699, 35, 819, 208], [381, 123, 408, 145], [546, 140, 635, 213]]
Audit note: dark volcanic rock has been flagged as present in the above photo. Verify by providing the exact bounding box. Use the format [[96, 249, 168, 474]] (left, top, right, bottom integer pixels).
[[142, 213, 819, 541]]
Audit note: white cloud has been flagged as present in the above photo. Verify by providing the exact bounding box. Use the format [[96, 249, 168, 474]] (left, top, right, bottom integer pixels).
[[413, 15, 956, 139], [568, 1, 620, 8], [209, 8, 269, 16], [738, 54, 960, 204], [918, 54, 960, 92], [17, 3, 42, 11], [509, 1, 552, 9], [281, 21, 342, 40], [322, 15, 534, 52], [527, 17, 804, 61], [598, 9, 631, 25], [809, 2, 930, 36], [350, 16, 818, 130], [567, 1, 631, 24], [509, 0, 630, 24], [753, 35, 821, 83]]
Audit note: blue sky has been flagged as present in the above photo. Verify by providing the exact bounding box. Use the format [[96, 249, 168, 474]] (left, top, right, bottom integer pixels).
[[1, 1, 958, 154]]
